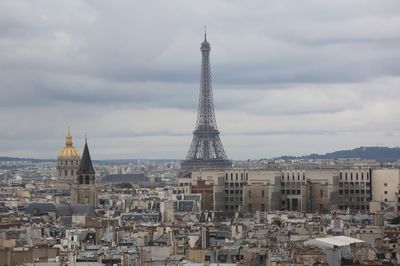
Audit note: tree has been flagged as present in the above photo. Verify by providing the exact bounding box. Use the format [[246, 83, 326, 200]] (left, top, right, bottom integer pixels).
[[391, 216, 400, 224], [117, 183, 133, 189]]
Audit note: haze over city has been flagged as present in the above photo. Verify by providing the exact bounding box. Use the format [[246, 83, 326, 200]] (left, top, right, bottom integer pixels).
[[1, 0, 400, 159]]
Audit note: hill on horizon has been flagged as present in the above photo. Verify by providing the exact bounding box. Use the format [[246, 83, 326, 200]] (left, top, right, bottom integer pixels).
[[1, 146, 400, 163], [276, 146, 400, 163]]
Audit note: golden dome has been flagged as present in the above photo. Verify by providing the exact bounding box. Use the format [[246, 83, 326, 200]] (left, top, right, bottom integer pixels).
[[58, 128, 80, 158]]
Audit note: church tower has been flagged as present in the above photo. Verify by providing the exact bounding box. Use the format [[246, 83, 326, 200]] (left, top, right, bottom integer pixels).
[[57, 128, 80, 183], [71, 138, 98, 207]]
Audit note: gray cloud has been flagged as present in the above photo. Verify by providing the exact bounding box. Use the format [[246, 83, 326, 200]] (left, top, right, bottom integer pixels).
[[0, 0, 400, 159]]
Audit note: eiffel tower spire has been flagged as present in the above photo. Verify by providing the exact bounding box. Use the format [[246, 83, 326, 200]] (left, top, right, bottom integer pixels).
[[181, 34, 232, 171]]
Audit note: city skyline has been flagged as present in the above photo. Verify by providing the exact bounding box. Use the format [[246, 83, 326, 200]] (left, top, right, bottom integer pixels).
[[1, 1, 400, 159]]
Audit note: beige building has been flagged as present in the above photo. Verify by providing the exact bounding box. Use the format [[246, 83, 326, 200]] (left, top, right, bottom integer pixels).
[[180, 166, 400, 214], [370, 168, 400, 212]]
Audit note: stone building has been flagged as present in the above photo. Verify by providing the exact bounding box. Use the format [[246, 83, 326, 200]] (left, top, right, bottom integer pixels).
[[370, 168, 400, 212], [71, 139, 98, 208], [181, 166, 396, 214], [56, 129, 80, 184], [337, 168, 371, 212]]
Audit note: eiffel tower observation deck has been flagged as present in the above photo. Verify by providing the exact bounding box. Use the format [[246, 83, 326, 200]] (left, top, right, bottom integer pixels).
[[181, 33, 232, 172]]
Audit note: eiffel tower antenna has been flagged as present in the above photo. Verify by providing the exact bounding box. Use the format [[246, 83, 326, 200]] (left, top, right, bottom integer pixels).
[[181, 33, 232, 171]]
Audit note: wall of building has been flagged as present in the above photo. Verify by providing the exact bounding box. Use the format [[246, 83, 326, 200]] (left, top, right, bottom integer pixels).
[[337, 169, 371, 212], [371, 169, 399, 204], [182, 167, 400, 214]]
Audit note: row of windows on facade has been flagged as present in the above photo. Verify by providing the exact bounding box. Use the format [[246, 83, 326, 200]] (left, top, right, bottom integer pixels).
[[338, 189, 370, 195], [225, 197, 243, 202], [338, 197, 370, 202], [339, 205, 369, 210], [225, 189, 243, 195], [281, 189, 302, 195], [281, 173, 306, 181], [225, 183, 244, 187], [59, 170, 75, 176], [225, 172, 249, 182], [59, 160, 79, 166], [338, 182, 370, 187], [281, 182, 304, 187], [339, 172, 369, 181]]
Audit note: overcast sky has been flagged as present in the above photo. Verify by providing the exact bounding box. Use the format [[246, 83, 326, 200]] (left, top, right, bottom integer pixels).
[[1, 0, 400, 160]]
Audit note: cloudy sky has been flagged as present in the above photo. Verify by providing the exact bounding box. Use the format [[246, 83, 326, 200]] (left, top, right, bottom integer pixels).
[[1, 0, 400, 160]]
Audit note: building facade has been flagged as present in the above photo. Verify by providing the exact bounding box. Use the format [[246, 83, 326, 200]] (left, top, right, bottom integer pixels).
[[56, 129, 80, 184], [179, 167, 400, 214], [71, 139, 98, 208]]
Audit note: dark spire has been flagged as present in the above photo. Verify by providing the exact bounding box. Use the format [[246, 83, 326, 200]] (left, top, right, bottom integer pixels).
[[78, 138, 95, 175]]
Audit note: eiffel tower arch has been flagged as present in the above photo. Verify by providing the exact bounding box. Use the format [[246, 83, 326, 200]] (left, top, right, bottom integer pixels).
[[181, 34, 232, 172]]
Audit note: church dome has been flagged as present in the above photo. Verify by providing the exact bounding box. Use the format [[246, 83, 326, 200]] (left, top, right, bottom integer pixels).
[[58, 129, 80, 158]]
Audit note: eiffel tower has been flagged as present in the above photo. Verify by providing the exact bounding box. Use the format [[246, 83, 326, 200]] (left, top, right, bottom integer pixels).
[[181, 33, 232, 171]]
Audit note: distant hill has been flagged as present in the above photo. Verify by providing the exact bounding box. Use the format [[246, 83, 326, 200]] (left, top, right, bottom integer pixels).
[[276, 146, 400, 163], [2, 146, 400, 164], [0, 157, 53, 163]]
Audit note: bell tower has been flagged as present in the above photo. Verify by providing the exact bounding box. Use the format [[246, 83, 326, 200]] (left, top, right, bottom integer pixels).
[[71, 138, 98, 207]]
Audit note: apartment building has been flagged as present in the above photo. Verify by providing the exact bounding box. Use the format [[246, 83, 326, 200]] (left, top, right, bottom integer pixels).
[[179, 167, 400, 214]]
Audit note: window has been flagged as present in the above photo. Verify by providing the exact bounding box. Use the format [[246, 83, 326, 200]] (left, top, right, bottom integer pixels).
[[64, 170, 68, 176], [261, 204, 265, 211], [320, 190, 323, 197], [340, 172, 342, 180], [356, 173, 358, 180], [261, 190, 265, 198], [384, 183, 387, 186], [384, 191, 388, 194]]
